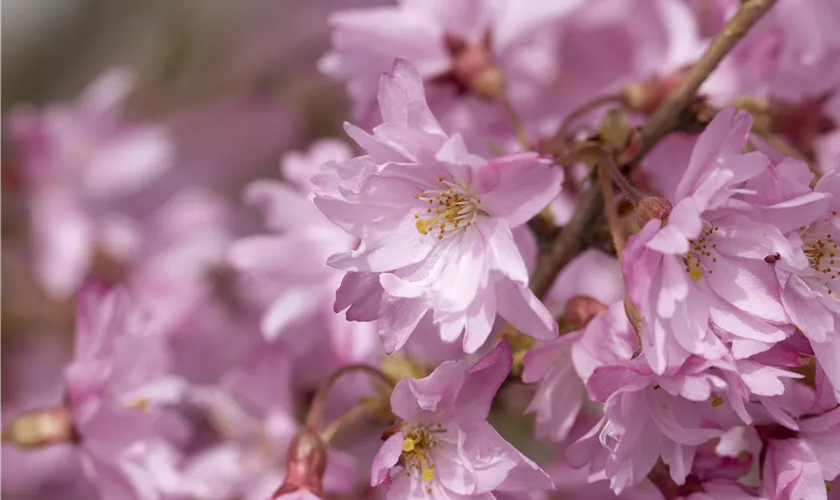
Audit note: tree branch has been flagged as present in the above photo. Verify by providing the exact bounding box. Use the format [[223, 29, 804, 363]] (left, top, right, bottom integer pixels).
[[529, 0, 778, 298]]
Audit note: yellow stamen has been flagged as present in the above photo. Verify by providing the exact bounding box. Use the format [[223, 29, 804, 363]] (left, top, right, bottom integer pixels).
[[402, 437, 416, 452], [689, 267, 703, 282], [422, 469, 435, 482]]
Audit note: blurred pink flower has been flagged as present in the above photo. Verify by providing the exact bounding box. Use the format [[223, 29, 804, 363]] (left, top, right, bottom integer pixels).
[[61, 281, 193, 499], [184, 346, 358, 500], [9, 68, 173, 297], [371, 341, 552, 498], [623, 108, 804, 373], [321, 0, 702, 149], [704, 0, 840, 103], [316, 59, 561, 353], [229, 140, 380, 364]]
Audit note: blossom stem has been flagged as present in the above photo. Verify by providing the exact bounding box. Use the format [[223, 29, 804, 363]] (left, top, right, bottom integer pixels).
[[599, 163, 626, 259], [554, 94, 625, 143], [320, 398, 386, 444], [500, 94, 532, 151], [304, 364, 395, 432], [529, 0, 778, 298], [599, 151, 642, 206]]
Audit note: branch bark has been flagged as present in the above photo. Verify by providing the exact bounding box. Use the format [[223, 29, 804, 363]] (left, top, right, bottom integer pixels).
[[529, 0, 778, 298]]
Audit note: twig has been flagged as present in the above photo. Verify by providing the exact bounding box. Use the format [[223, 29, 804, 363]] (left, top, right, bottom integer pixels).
[[529, 0, 778, 298], [321, 399, 385, 444], [555, 94, 625, 142], [599, 163, 626, 258], [305, 364, 395, 432], [500, 94, 532, 151], [600, 151, 642, 206]]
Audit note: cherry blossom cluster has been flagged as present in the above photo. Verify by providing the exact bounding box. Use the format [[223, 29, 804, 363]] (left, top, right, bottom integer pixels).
[[3, 1, 840, 500]]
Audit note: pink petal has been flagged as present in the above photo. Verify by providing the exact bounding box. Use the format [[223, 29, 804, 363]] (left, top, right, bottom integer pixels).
[[456, 341, 512, 420], [479, 154, 562, 228], [495, 279, 558, 341], [371, 432, 404, 487]]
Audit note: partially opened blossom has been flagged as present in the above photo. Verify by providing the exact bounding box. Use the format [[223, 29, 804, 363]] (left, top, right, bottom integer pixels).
[[229, 140, 380, 366], [316, 59, 561, 354], [8, 68, 173, 297], [623, 107, 809, 373], [371, 341, 552, 498], [761, 406, 840, 500]]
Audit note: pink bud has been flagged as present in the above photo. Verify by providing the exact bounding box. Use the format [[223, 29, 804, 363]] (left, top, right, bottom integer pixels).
[[2, 407, 74, 449], [563, 296, 608, 328], [637, 197, 673, 226], [271, 428, 327, 498], [446, 33, 504, 100]]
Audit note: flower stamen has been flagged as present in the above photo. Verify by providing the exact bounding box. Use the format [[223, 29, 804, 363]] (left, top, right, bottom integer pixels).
[[414, 179, 480, 240]]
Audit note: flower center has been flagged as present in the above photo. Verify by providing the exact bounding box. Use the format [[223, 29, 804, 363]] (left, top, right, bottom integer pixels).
[[400, 423, 443, 488], [682, 224, 719, 282], [414, 178, 480, 240], [801, 211, 840, 296]]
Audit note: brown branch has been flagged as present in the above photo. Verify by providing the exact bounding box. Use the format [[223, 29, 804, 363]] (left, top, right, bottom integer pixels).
[[636, 0, 777, 156], [599, 163, 626, 259], [529, 0, 778, 298]]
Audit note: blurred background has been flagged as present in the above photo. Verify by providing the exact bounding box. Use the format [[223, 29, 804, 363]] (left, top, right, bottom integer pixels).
[[1, 0, 386, 446]]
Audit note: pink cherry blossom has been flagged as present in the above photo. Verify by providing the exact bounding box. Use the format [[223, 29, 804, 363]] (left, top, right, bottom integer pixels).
[[229, 141, 380, 365], [742, 160, 840, 402], [315, 59, 561, 354], [623, 107, 808, 374], [8, 68, 173, 298], [371, 341, 552, 499]]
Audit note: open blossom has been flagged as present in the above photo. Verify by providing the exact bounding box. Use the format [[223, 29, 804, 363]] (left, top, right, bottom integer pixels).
[[315, 59, 561, 354], [371, 341, 552, 498], [8, 68, 173, 297], [228, 140, 380, 365], [623, 107, 809, 373]]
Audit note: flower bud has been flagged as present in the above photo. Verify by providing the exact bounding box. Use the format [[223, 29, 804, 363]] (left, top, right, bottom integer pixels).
[[446, 33, 504, 100], [2, 407, 74, 449], [272, 428, 328, 498], [563, 296, 608, 329], [637, 196, 673, 226]]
